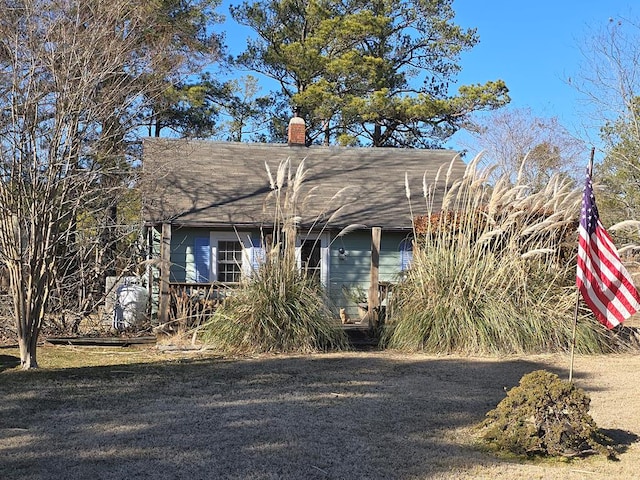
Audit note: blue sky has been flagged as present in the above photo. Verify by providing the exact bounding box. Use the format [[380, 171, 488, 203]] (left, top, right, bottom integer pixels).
[[448, 0, 637, 151], [215, 0, 637, 153]]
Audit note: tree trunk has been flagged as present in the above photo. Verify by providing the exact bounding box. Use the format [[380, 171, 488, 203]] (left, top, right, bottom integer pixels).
[[323, 119, 330, 146], [100, 203, 118, 280], [11, 265, 47, 370], [6, 213, 51, 370], [373, 122, 382, 147], [18, 331, 39, 369], [10, 264, 44, 370]]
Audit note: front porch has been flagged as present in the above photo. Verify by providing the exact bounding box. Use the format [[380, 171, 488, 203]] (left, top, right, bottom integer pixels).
[[152, 224, 395, 326], [159, 281, 237, 329], [157, 282, 393, 350]]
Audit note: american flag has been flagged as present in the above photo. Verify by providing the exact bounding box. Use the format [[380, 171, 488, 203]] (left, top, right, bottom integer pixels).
[[576, 172, 640, 329]]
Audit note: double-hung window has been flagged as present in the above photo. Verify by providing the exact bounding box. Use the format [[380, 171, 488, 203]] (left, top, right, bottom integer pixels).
[[216, 240, 243, 283], [211, 233, 250, 283]]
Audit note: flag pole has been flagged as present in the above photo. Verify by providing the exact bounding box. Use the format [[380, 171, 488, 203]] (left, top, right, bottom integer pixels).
[[569, 291, 579, 383], [569, 147, 595, 383]]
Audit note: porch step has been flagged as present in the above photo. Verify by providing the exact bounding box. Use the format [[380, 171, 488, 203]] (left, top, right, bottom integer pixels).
[[345, 328, 379, 349]]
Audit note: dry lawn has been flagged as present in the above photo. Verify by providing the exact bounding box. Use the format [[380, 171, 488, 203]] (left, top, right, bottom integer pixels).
[[1, 345, 640, 480]]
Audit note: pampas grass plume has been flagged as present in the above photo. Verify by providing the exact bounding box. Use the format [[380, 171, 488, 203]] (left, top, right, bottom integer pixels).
[[405, 172, 411, 200], [610, 220, 640, 231]]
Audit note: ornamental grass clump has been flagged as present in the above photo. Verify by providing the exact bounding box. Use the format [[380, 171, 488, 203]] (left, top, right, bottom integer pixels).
[[383, 154, 620, 354], [479, 370, 615, 459], [200, 158, 349, 354], [200, 251, 348, 354]]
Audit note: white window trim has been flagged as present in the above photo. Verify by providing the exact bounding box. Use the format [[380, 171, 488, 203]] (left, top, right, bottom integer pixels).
[[295, 232, 329, 287], [210, 232, 251, 282]]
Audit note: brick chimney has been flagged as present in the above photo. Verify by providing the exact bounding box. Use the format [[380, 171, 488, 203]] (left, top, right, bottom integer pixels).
[[287, 114, 306, 146]]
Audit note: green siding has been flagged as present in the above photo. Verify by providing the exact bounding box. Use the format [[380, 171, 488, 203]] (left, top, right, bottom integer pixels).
[[150, 226, 410, 321], [329, 230, 409, 318]]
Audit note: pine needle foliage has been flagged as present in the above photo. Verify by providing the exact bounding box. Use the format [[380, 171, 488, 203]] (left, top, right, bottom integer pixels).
[[383, 154, 620, 354], [200, 158, 349, 354]]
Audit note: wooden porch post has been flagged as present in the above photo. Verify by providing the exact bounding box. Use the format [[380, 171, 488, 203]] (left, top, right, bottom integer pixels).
[[146, 226, 154, 302], [368, 227, 381, 328], [158, 222, 172, 325]]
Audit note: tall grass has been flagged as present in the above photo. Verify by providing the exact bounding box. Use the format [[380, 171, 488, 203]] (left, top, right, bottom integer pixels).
[[383, 154, 622, 354], [200, 158, 349, 354]]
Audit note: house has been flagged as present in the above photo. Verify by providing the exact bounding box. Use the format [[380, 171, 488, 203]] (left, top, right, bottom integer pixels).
[[140, 118, 465, 326]]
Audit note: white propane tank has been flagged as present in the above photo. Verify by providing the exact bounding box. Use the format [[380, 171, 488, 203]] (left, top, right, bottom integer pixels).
[[113, 279, 148, 330]]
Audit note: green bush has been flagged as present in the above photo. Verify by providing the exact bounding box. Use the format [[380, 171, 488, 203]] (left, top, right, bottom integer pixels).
[[479, 370, 614, 458]]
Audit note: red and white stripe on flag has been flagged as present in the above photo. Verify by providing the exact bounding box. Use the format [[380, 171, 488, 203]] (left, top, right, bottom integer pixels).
[[576, 173, 640, 329]]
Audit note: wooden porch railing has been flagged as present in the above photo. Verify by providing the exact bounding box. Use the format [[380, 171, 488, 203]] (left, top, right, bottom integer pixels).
[[163, 282, 239, 327]]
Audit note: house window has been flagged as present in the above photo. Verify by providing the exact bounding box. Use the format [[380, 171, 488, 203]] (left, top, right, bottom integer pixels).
[[217, 240, 243, 283], [296, 234, 329, 286], [248, 236, 268, 275], [301, 239, 321, 280]]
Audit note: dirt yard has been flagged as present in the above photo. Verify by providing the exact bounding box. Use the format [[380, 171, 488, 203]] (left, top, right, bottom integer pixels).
[[1, 346, 639, 480]]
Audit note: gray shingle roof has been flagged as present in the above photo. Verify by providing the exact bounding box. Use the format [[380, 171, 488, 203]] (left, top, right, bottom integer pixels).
[[141, 138, 465, 231]]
